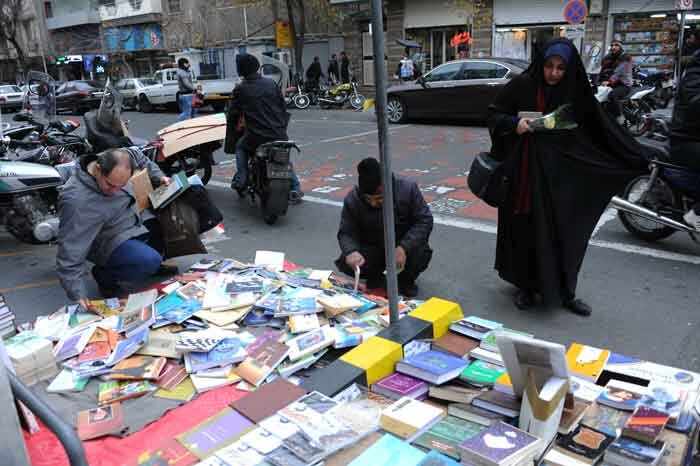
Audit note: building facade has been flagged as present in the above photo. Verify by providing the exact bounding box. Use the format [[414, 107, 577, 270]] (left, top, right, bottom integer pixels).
[[0, 0, 52, 82]]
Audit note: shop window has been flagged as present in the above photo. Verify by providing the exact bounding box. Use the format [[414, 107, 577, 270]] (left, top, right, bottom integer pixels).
[[424, 62, 463, 82], [461, 62, 509, 80], [43, 1, 52, 18], [168, 0, 181, 13]]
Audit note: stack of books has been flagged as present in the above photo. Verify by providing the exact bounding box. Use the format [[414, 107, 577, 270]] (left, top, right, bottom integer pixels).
[[5, 331, 58, 386], [0, 294, 16, 340]]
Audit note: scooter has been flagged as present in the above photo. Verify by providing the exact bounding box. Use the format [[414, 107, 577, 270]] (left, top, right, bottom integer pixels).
[[235, 141, 300, 225], [612, 142, 700, 243]]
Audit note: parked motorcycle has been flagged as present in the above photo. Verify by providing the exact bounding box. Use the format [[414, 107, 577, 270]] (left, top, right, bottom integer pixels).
[[595, 84, 654, 136], [235, 141, 300, 225], [317, 79, 366, 110], [637, 69, 675, 109], [612, 142, 700, 242], [284, 75, 313, 110]]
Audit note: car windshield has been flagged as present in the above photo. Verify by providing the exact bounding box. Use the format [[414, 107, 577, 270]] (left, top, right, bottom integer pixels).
[[0, 85, 22, 93], [137, 78, 157, 86], [74, 81, 103, 90], [497, 58, 530, 70]]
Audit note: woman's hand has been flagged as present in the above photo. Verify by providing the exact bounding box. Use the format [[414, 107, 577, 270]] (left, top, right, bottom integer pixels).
[[516, 118, 533, 135]]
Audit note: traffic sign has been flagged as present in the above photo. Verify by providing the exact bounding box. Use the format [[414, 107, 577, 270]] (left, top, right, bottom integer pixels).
[[276, 21, 293, 49], [564, 0, 588, 25], [677, 0, 693, 10]]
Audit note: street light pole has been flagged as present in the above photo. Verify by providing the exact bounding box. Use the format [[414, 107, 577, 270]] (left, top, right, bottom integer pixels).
[[370, 0, 400, 324]]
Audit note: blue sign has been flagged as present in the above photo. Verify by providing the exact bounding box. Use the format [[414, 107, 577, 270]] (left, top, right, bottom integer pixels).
[[103, 23, 163, 52], [564, 0, 587, 25]]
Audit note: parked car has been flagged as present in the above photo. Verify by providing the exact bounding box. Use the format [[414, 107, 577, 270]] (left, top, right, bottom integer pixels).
[[114, 77, 159, 109], [0, 85, 25, 112], [386, 58, 529, 123], [55, 80, 104, 115]]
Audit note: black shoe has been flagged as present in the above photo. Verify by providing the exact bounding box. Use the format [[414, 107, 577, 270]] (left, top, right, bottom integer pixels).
[[564, 298, 592, 316], [399, 281, 418, 298], [289, 190, 304, 204], [514, 290, 535, 310], [155, 263, 179, 276]]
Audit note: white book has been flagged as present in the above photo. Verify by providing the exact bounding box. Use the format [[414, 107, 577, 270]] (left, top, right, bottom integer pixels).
[[215, 441, 265, 466], [285, 326, 335, 361], [379, 396, 445, 442], [254, 250, 285, 271], [469, 346, 504, 366], [239, 427, 283, 454], [259, 414, 300, 440], [288, 314, 320, 334], [53, 325, 95, 362], [47, 369, 89, 393]]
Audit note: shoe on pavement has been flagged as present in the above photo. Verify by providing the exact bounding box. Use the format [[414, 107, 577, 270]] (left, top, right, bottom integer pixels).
[[684, 210, 700, 232], [564, 298, 592, 316], [514, 289, 535, 310], [289, 190, 305, 204], [399, 281, 419, 298]]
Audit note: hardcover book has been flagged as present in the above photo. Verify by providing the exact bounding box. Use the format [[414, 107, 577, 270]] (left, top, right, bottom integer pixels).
[[379, 396, 445, 442], [77, 403, 125, 440], [231, 377, 307, 423], [414, 415, 486, 460], [372, 373, 429, 400], [235, 338, 290, 386], [459, 421, 541, 466], [449, 316, 502, 340], [432, 331, 480, 358], [554, 424, 616, 464], [622, 405, 670, 444], [176, 408, 254, 459], [395, 350, 469, 385], [460, 359, 507, 386]]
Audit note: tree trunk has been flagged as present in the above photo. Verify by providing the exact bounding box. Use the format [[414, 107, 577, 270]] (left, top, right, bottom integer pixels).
[[7, 35, 26, 73], [285, 0, 305, 76]]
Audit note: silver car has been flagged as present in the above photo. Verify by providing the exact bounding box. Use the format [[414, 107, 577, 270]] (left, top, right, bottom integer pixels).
[[0, 85, 25, 112], [114, 77, 159, 109]]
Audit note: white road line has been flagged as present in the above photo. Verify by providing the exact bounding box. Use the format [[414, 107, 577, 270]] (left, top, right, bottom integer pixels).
[[208, 182, 700, 266], [299, 125, 411, 147], [292, 119, 375, 125]]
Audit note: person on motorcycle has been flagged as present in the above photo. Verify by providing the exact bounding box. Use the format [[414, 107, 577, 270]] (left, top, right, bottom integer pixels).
[[225, 53, 303, 201], [176, 58, 195, 121], [671, 49, 700, 231], [56, 148, 174, 309], [335, 157, 433, 298], [600, 41, 633, 123]]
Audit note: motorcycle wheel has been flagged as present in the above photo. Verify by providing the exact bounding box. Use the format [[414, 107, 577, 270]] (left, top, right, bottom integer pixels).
[[618, 175, 678, 242], [293, 94, 311, 109], [624, 101, 652, 136], [350, 94, 366, 110], [261, 179, 291, 225], [160, 153, 212, 185]]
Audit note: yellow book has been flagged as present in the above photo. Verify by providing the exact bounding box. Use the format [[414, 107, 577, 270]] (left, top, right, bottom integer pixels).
[[153, 377, 196, 402], [565, 343, 610, 383]]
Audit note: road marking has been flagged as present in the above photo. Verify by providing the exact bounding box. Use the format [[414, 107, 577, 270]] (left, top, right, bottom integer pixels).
[[207, 184, 700, 265], [0, 250, 36, 258], [593, 208, 618, 237], [293, 119, 375, 125], [0, 279, 60, 294], [299, 125, 411, 147]]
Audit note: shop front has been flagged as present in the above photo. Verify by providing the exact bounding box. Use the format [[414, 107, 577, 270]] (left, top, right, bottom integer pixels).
[[492, 0, 585, 60], [102, 22, 170, 77]]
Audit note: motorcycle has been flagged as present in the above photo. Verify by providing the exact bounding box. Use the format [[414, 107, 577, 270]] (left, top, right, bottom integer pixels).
[[235, 141, 300, 225], [0, 73, 67, 244], [612, 142, 700, 242], [595, 84, 655, 136], [284, 75, 313, 110], [317, 79, 366, 110], [637, 69, 675, 109], [85, 80, 220, 185]]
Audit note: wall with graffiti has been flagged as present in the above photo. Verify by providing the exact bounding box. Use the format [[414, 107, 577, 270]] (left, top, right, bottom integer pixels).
[[103, 23, 164, 52]]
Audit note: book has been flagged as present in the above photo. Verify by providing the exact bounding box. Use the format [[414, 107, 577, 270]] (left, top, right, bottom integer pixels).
[[459, 421, 541, 466], [581, 401, 631, 437], [176, 407, 254, 459], [159, 300, 202, 325], [566, 343, 611, 383], [78, 340, 112, 363], [106, 327, 149, 365], [348, 433, 426, 466], [153, 377, 196, 401], [285, 325, 335, 361], [184, 336, 251, 373], [176, 336, 223, 353], [569, 375, 606, 403], [136, 329, 181, 359], [333, 317, 382, 349], [604, 437, 666, 466], [258, 414, 301, 441], [432, 331, 480, 358], [416, 451, 461, 466], [130, 168, 154, 213], [426, 384, 483, 404], [372, 373, 429, 401], [53, 325, 94, 362], [317, 293, 365, 317], [190, 370, 242, 393], [396, 350, 469, 385], [414, 415, 486, 460], [77, 403, 125, 440], [254, 250, 285, 271], [231, 377, 308, 423], [265, 446, 312, 466], [623, 405, 670, 444], [656, 428, 689, 466], [598, 380, 648, 411], [449, 316, 502, 340], [640, 382, 687, 422], [288, 313, 320, 334], [542, 449, 594, 466], [154, 361, 188, 390], [215, 440, 266, 464], [279, 432, 326, 464], [460, 359, 507, 386], [149, 171, 189, 209], [480, 328, 532, 353], [127, 437, 198, 466], [46, 369, 89, 393], [559, 399, 590, 435], [468, 346, 504, 366], [447, 403, 508, 427], [98, 380, 154, 405], [110, 356, 166, 381], [277, 349, 327, 378], [176, 281, 206, 301], [235, 338, 290, 386], [5, 331, 58, 385], [380, 396, 445, 442], [602, 352, 700, 393], [554, 424, 616, 465], [472, 390, 521, 418], [119, 289, 158, 335]]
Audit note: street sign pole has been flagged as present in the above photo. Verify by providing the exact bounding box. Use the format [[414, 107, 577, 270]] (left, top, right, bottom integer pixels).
[[370, 0, 400, 324], [677, 9, 687, 82]]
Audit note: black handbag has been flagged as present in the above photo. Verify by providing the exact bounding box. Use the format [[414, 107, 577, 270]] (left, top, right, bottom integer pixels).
[[467, 152, 506, 208]]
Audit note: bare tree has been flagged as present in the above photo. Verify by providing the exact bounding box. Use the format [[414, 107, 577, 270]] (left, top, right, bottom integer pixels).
[[0, 0, 27, 72]]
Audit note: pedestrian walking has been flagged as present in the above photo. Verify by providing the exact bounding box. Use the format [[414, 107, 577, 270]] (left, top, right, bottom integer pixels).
[[340, 51, 351, 84], [176, 58, 195, 121], [328, 54, 340, 84], [396, 52, 415, 82], [487, 39, 648, 316]]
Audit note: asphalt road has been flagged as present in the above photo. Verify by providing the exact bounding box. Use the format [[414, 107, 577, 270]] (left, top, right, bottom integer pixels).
[[1, 107, 699, 373]]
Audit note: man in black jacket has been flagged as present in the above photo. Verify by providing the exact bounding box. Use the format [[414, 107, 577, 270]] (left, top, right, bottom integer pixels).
[[224, 53, 302, 200], [671, 50, 700, 231], [340, 51, 351, 84], [328, 54, 339, 83], [305, 56, 324, 89], [335, 158, 433, 297]]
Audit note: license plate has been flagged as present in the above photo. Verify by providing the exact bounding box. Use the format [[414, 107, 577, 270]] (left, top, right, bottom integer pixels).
[[662, 80, 673, 88], [267, 164, 291, 179]]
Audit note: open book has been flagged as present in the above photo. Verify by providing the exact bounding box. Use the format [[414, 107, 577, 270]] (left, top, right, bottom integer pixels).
[[149, 171, 189, 210]]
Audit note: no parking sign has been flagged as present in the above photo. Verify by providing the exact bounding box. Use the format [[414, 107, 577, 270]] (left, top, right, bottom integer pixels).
[[564, 0, 588, 25]]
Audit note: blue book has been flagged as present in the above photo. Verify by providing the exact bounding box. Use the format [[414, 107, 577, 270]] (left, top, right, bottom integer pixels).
[[154, 292, 185, 316], [160, 299, 202, 324], [348, 434, 425, 466], [184, 334, 255, 373], [417, 451, 461, 466], [396, 350, 469, 384]]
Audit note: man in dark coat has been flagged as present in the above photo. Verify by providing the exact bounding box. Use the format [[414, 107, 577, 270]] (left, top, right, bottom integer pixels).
[[340, 51, 351, 84], [335, 158, 433, 297], [224, 53, 302, 200], [488, 39, 647, 316], [328, 54, 340, 83], [305, 56, 324, 89]]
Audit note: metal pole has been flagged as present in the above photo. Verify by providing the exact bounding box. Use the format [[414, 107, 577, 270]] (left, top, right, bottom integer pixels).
[[370, 0, 399, 324], [676, 10, 687, 83]]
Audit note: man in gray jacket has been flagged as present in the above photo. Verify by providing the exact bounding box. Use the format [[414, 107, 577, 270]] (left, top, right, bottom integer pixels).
[[176, 57, 195, 121], [56, 148, 172, 309]]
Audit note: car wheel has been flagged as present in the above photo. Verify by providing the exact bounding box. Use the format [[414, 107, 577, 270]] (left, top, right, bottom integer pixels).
[[387, 97, 406, 123], [138, 95, 153, 113]]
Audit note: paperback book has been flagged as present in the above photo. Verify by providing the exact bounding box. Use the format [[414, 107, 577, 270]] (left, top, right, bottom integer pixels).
[[395, 350, 469, 385], [372, 373, 429, 400]]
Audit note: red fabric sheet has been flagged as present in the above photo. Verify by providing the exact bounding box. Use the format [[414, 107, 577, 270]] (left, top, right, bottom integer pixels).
[[24, 386, 247, 466]]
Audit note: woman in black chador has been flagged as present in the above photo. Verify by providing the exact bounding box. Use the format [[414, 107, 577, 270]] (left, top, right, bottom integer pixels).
[[488, 39, 647, 316]]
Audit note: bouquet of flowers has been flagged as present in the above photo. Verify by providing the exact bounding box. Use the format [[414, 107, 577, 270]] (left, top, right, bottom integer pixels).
[[529, 104, 578, 131]]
